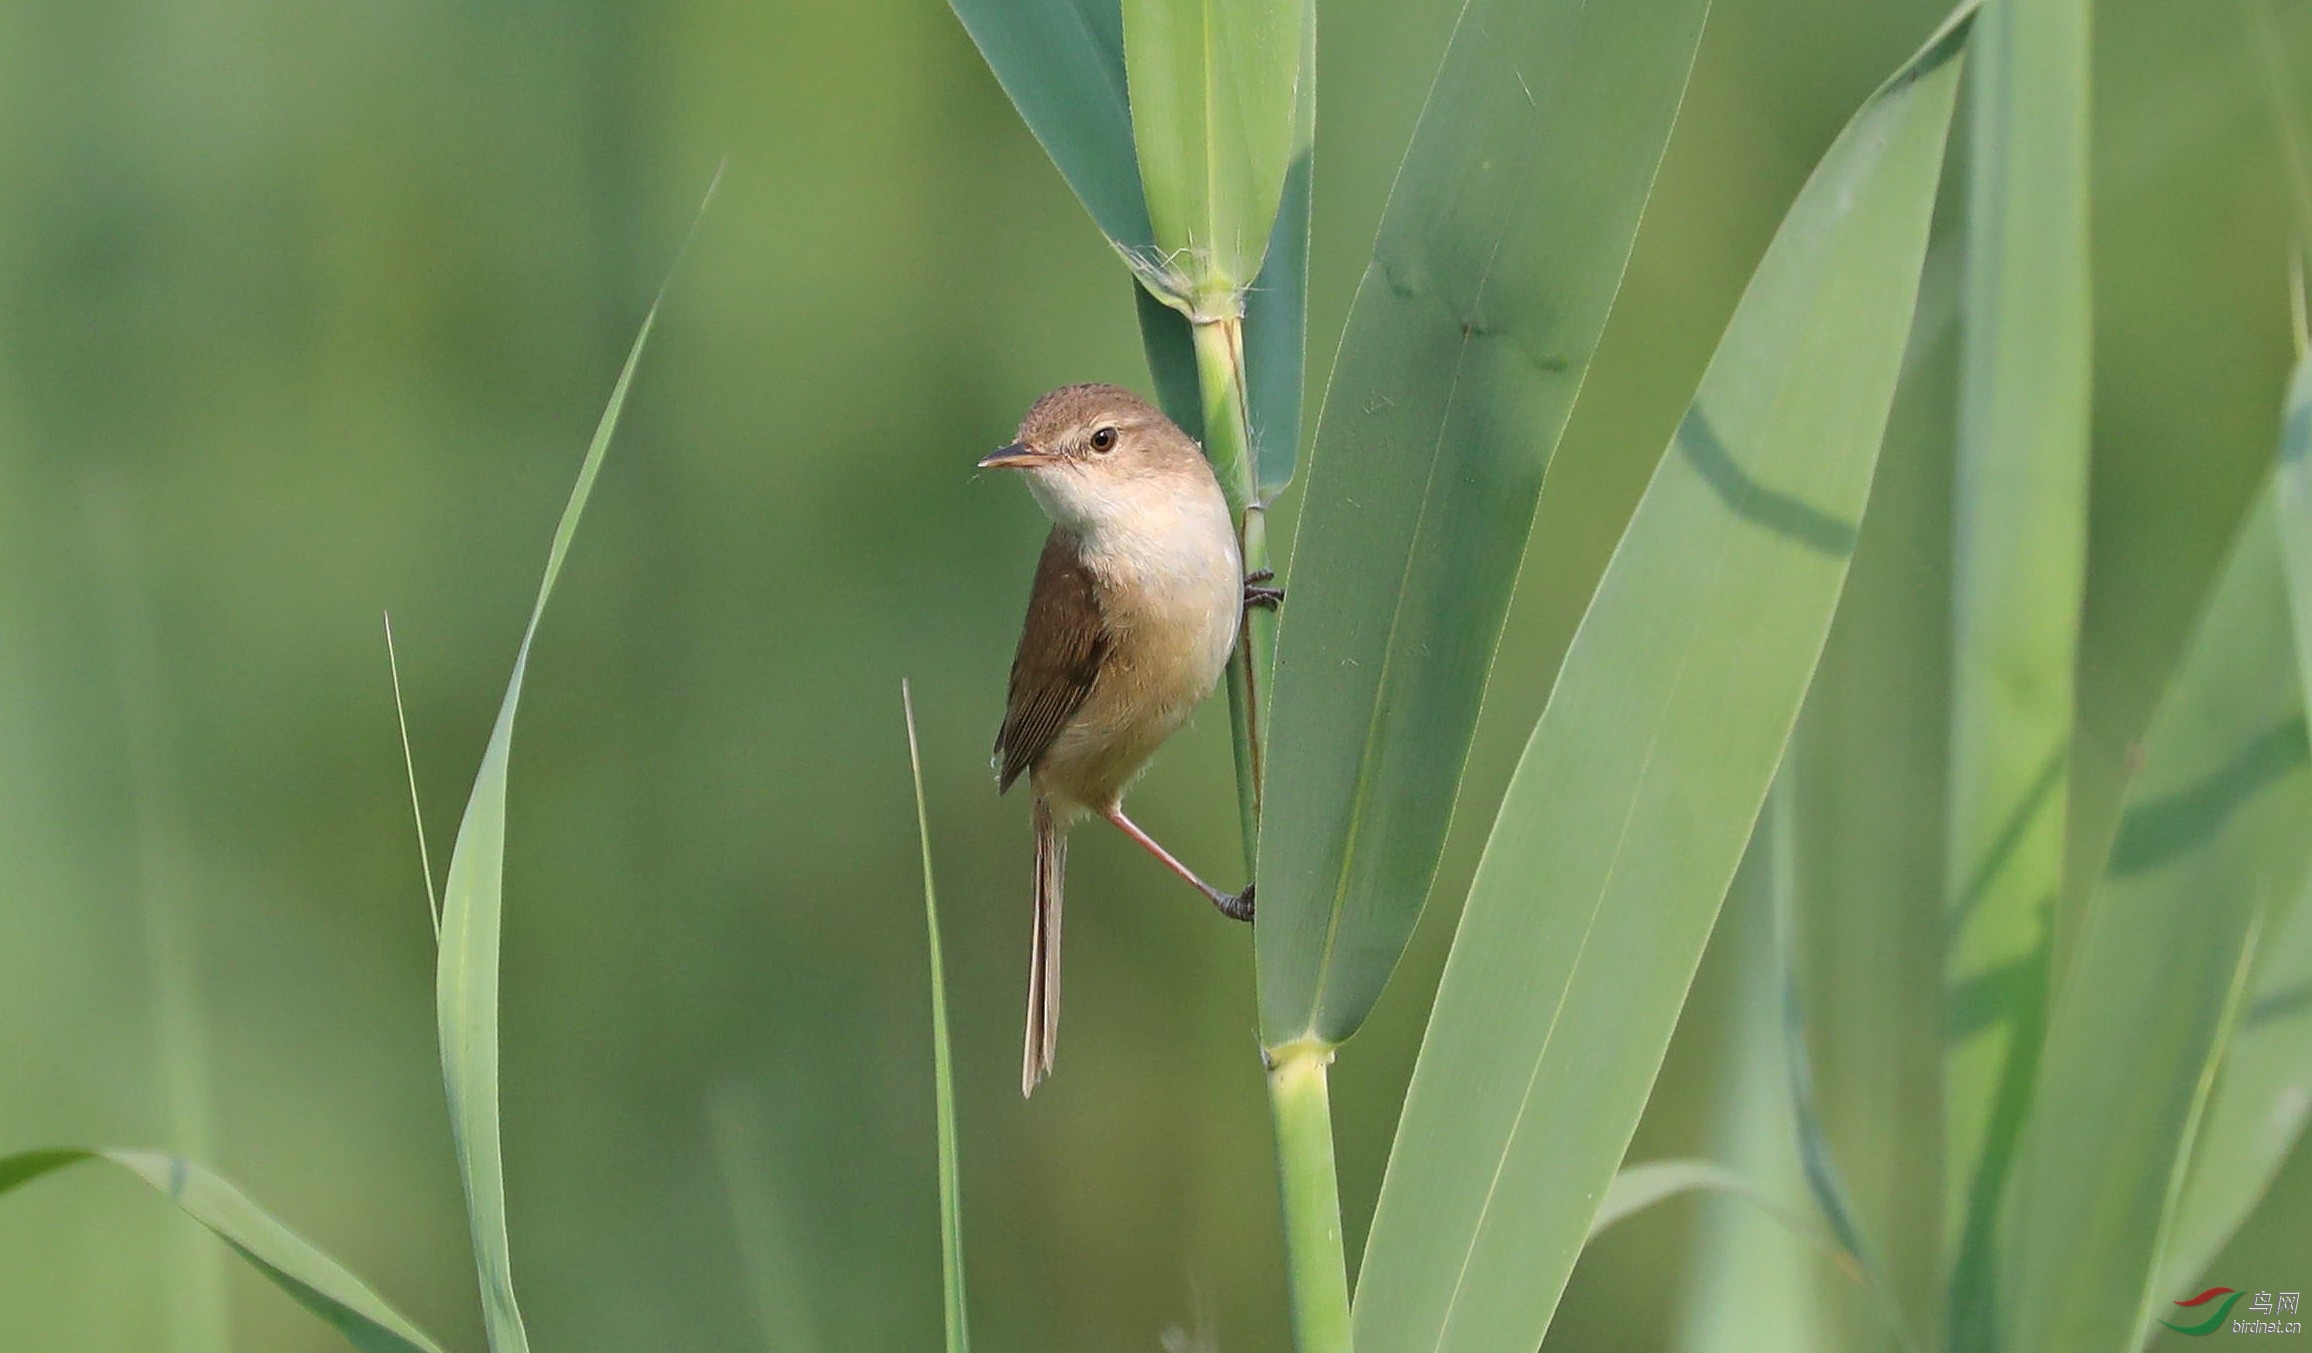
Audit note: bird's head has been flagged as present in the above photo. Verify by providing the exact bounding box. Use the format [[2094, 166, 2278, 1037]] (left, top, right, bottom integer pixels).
[[978, 384, 1213, 531]]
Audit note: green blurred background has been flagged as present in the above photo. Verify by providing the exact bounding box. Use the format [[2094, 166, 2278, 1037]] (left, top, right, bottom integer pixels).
[[2, 0, 2306, 1349]]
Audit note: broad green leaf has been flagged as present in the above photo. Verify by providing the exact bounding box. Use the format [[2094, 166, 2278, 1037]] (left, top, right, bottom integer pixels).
[[1254, 0, 1715, 1051], [2143, 348, 2312, 1328], [2000, 488, 2312, 1353], [1350, 29, 1966, 1353], [435, 181, 708, 1353], [1120, 0, 1302, 310], [902, 683, 970, 1353], [945, 0, 1151, 252], [1942, 0, 2092, 1333], [0, 1149, 448, 1353]]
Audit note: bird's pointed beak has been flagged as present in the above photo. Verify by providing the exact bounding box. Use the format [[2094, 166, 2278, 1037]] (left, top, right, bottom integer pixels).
[[977, 442, 1049, 470]]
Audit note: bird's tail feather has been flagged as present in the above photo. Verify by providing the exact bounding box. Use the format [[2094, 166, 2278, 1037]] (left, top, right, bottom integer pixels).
[[1023, 797, 1065, 1096]]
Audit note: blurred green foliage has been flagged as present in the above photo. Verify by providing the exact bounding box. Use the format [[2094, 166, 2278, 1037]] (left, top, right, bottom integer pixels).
[[1, 1, 2306, 1350]]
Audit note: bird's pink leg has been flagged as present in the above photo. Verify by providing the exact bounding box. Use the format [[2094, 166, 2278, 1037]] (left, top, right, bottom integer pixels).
[[1103, 806, 1254, 921]]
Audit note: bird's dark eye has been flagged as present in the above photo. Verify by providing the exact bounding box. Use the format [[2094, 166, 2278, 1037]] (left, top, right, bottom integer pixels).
[[1089, 426, 1118, 454]]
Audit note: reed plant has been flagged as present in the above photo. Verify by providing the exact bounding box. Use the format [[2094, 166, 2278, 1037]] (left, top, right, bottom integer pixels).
[[950, 0, 2312, 1350], [4, 2, 2310, 1352]]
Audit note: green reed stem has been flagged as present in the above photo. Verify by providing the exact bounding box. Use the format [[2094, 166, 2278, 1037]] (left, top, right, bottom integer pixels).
[[1194, 302, 1347, 1353], [1268, 1045, 1355, 1353], [1190, 313, 1273, 873]]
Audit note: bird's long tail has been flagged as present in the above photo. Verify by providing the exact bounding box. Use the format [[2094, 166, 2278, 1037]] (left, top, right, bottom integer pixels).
[[1023, 796, 1065, 1096]]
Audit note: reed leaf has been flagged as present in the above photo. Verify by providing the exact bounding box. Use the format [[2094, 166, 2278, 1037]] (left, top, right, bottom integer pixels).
[[1348, 23, 1966, 1351], [0, 1149, 447, 1353], [433, 177, 710, 1353], [1254, 0, 1714, 1052], [2000, 485, 2312, 1353], [1941, 1, 2092, 1336]]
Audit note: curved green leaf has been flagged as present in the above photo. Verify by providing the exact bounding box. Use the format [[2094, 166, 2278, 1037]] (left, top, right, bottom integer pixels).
[[1254, 0, 1715, 1051], [1941, 0, 2092, 1335], [0, 1149, 448, 1353], [434, 181, 708, 1353], [944, 0, 1151, 252], [1349, 26, 1966, 1352], [2000, 487, 2312, 1353], [1593, 1160, 1842, 1260]]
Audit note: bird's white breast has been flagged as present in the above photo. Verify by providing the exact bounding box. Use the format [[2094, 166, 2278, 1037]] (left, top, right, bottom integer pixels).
[[1030, 467, 1241, 809], [1078, 474, 1241, 696]]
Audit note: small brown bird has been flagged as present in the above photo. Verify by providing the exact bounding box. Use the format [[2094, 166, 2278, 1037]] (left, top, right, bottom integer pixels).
[[981, 383, 1262, 1096]]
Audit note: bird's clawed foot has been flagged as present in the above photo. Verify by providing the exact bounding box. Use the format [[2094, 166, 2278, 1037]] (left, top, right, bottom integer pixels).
[[1244, 570, 1284, 611], [1215, 882, 1255, 923]]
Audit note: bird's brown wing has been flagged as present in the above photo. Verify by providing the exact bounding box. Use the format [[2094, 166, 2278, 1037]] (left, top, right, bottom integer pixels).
[[995, 527, 1108, 793]]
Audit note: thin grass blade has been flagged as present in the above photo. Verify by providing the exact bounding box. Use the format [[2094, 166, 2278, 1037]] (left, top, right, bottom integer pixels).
[[435, 306, 645, 1353], [2000, 485, 2312, 1353], [0, 1149, 448, 1353], [1941, 1, 2093, 1336], [383, 613, 441, 941], [1254, 0, 1714, 1052], [1350, 26, 1966, 1352], [87, 488, 230, 1353], [902, 682, 970, 1353], [434, 175, 715, 1353]]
